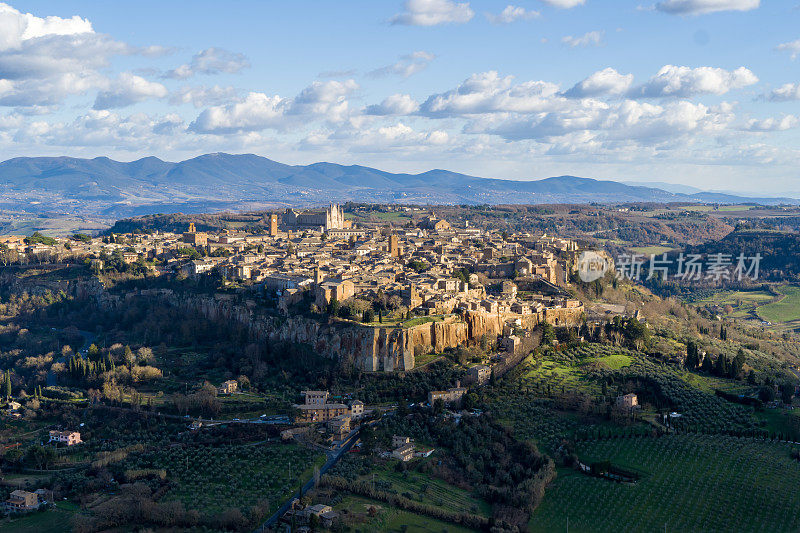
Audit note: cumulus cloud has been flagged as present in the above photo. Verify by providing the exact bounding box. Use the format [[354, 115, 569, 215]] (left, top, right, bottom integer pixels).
[[368, 51, 435, 78], [164, 47, 249, 79], [0, 2, 92, 49], [420, 71, 562, 116], [486, 6, 540, 24], [743, 115, 798, 131], [190, 79, 358, 134], [93, 73, 168, 109], [776, 39, 800, 60], [539, 0, 586, 7], [189, 93, 288, 134], [655, 0, 759, 15], [0, 3, 164, 107], [15, 109, 185, 148], [564, 68, 633, 98], [630, 65, 757, 98], [766, 83, 800, 102], [562, 31, 604, 48], [169, 85, 238, 108], [489, 99, 733, 144], [365, 94, 420, 115], [390, 0, 474, 26]]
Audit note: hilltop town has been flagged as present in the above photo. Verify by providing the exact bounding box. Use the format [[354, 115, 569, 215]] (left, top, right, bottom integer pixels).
[[0, 205, 584, 373], [0, 202, 799, 532]]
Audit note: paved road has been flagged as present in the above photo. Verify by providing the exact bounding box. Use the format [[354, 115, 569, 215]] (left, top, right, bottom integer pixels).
[[254, 427, 362, 532]]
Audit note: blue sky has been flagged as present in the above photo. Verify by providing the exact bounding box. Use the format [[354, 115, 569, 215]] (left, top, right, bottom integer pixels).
[[2, 0, 800, 195]]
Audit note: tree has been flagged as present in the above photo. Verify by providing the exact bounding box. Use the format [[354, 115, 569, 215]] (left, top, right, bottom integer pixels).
[[732, 348, 746, 379], [362, 309, 375, 323], [685, 340, 699, 370], [780, 382, 795, 405], [327, 296, 340, 317], [758, 386, 775, 403], [360, 425, 376, 455], [4, 371, 10, 400]]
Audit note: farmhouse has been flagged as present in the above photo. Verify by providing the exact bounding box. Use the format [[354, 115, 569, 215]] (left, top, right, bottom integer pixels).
[[49, 430, 82, 446]]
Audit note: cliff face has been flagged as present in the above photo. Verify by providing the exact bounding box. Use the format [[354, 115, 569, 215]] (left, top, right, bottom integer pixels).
[[164, 294, 507, 371], [1, 269, 582, 372], [108, 291, 582, 371]]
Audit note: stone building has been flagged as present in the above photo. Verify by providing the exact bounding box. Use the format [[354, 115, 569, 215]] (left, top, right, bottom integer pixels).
[[283, 204, 348, 231]]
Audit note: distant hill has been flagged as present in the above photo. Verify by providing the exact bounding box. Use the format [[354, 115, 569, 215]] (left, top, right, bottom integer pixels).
[[0, 153, 796, 218]]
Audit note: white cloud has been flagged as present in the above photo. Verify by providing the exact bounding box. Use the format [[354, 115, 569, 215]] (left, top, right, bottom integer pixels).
[[420, 71, 562, 116], [631, 65, 757, 97], [562, 31, 604, 48], [776, 39, 800, 60], [488, 99, 734, 145], [767, 83, 800, 102], [164, 47, 249, 79], [170, 85, 238, 108], [15, 109, 185, 148], [0, 3, 161, 107], [190, 92, 289, 134], [189, 79, 358, 134], [655, 0, 759, 15], [93, 73, 168, 109], [564, 68, 633, 97], [368, 51, 435, 78], [0, 2, 92, 50], [391, 0, 474, 26], [743, 115, 798, 131], [289, 79, 359, 121], [365, 94, 420, 115], [486, 5, 540, 24], [539, 0, 586, 7]]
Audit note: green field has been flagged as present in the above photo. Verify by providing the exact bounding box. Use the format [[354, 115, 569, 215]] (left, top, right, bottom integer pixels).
[[334, 495, 477, 533], [596, 354, 632, 369], [530, 434, 800, 533], [356, 463, 492, 518], [0, 503, 79, 533], [123, 443, 325, 515], [758, 285, 800, 324], [629, 245, 675, 256], [694, 288, 776, 319]]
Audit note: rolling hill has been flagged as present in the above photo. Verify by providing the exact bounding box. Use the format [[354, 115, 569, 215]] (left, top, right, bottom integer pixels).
[[0, 153, 796, 218]]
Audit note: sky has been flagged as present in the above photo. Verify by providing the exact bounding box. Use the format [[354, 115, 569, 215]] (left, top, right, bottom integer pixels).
[[1, 0, 799, 195]]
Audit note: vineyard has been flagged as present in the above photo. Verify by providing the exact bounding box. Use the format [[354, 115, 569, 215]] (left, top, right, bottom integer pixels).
[[530, 434, 800, 532], [121, 443, 325, 514]]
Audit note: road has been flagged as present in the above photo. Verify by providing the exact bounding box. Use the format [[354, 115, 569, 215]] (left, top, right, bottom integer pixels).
[[254, 426, 363, 532]]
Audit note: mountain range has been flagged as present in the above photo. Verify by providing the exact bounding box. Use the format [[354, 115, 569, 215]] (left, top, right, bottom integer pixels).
[[0, 153, 796, 219]]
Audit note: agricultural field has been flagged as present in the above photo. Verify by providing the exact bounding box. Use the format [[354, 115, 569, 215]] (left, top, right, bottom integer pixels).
[[0, 502, 79, 533], [121, 443, 325, 515], [530, 434, 800, 533], [629, 245, 675, 256], [352, 462, 492, 519], [692, 288, 775, 319], [332, 495, 477, 533], [758, 285, 800, 325]]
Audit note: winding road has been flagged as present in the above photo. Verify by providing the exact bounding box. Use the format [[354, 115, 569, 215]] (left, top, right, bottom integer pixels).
[[254, 426, 363, 532]]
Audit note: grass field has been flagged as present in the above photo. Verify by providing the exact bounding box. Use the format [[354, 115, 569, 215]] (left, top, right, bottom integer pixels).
[[334, 495, 478, 533], [357, 463, 492, 518], [694, 289, 776, 319], [757, 285, 800, 324], [530, 434, 800, 533], [125, 443, 325, 515], [0, 502, 79, 533], [595, 354, 632, 369], [629, 245, 675, 256]]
